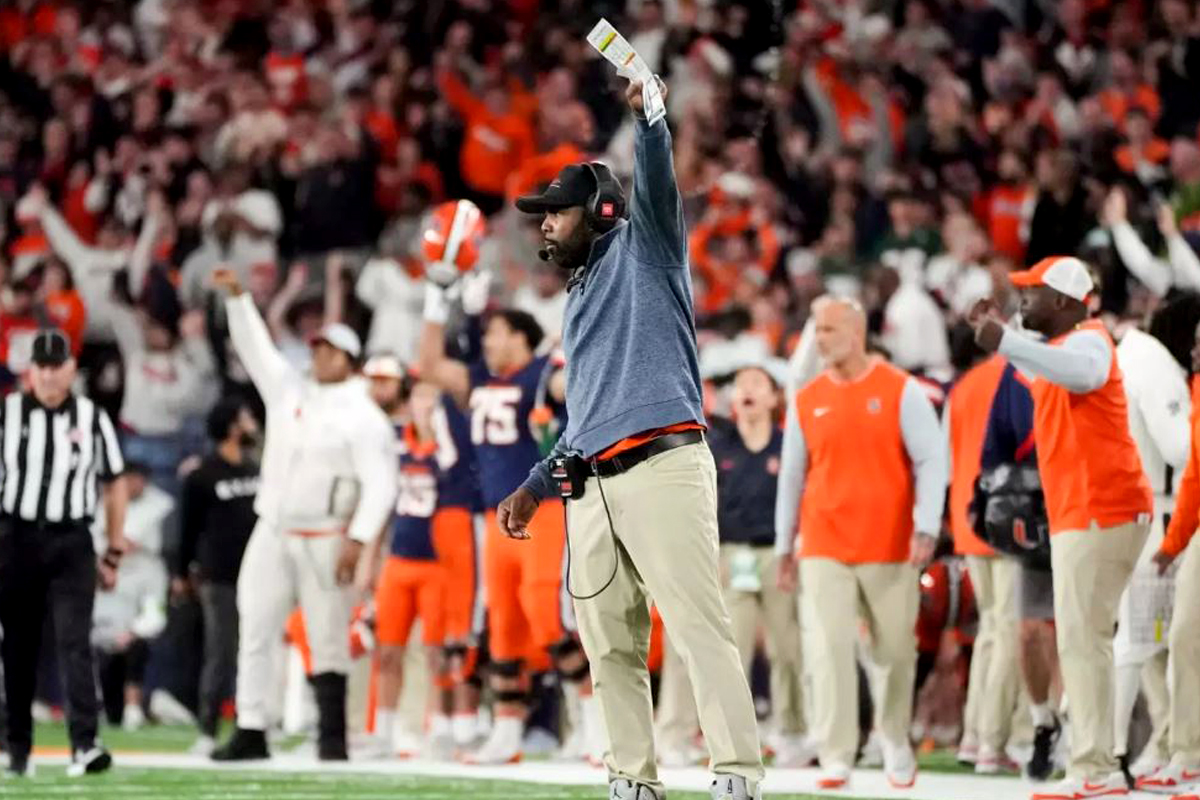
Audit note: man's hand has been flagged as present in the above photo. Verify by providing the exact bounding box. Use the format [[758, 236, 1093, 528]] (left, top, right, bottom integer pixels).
[[170, 576, 194, 603], [909, 533, 937, 568], [625, 77, 667, 116], [1152, 549, 1176, 576], [336, 539, 365, 586], [776, 555, 798, 593], [967, 298, 1005, 352], [211, 267, 244, 297], [497, 488, 539, 540], [98, 537, 128, 591]]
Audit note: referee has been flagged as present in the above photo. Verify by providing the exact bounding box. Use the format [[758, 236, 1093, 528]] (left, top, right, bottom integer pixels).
[[0, 329, 129, 779]]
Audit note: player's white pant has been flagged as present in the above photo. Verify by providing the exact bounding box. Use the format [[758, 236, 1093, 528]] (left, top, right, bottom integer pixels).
[[235, 521, 354, 730], [1113, 511, 1171, 760]]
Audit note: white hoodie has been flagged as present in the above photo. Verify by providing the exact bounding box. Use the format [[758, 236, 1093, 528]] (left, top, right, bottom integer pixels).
[[224, 294, 397, 542]]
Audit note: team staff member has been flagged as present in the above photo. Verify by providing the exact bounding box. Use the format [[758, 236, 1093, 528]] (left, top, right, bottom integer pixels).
[[1142, 315, 1200, 796], [944, 352, 1023, 773], [710, 363, 809, 766], [0, 328, 128, 778], [209, 269, 397, 762], [970, 256, 1153, 800], [174, 397, 261, 756], [505, 78, 764, 800], [775, 296, 947, 791], [1112, 318, 1191, 780]]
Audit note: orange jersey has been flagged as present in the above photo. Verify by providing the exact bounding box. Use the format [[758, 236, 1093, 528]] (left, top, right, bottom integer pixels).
[[985, 184, 1034, 263], [1030, 321, 1153, 534], [437, 70, 535, 197], [1162, 376, 1200, 558], [795, 360, 917, 563], [947, 356, 1007, 557]]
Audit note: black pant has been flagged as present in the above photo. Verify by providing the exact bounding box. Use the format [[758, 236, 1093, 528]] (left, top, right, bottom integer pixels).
[[0, 519, 100, 757], [198, 582, 239, 736], [97, 639, 149, 725]]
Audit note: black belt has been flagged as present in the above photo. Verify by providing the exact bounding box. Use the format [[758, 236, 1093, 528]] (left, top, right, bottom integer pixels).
[[590, 430, 704, 478]]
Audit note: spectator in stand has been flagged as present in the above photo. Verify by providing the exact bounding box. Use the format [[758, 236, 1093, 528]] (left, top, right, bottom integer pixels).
[[436, 54, 535, 216], [175, 398, 260, 756], [1115, 108, 1170, 188], [984, 149, 1037, 265], [91, 462, 171, 732], [1104, 186, 1200, 298], [36, 257, 87, 354], [1026, 150, 1092, 267], [0, 272, 44, 390], [110, 297, 216, 496], [690, 181, 781, 315]]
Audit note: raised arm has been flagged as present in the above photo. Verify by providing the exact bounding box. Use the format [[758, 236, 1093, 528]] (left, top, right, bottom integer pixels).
[[626, 80, 687, 266], [417, 283, 472, 408], [216, 270, 295, 404], [998, 328, 1111, 394]]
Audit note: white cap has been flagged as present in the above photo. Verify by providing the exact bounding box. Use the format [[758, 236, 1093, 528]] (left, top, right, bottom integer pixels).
[[314, 323, 361, 359], [1009, 256, 1095, 302], [362, 353, 406, 379]]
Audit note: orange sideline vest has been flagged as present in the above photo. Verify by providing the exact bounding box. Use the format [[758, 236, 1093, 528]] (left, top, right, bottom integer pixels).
[[796, 358, 915, 563], [948, 356, 1007, 557], [1029, 320, 1152, 534]]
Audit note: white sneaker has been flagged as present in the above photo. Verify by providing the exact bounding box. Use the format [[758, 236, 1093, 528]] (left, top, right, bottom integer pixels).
[[463, 717, 523, 764], [659, 744, 704, 767], [391, 724, 423, 759], [859, 730, 883, 767], [122, 704, 146, 732], [976, 744, 1020, 775], [522, 726, 559, 756], [1137, 758, 1200, 794], [31, 701, 54, 723], [816, 762, 851, 789], [150, 689, 197, 726], [452, 713, 482, 749], [1129, 753, 1167, 782], [772, 733, 818, 767], [188, 735, 216, 756], [1030, 772, 1129, 799], [883, 739, 918, 788], [710, 774, 761, 800], [956, 732, 979, 765]]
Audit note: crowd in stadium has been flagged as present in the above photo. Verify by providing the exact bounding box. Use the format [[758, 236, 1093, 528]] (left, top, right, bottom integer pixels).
[[2, 0, 1200, 796]]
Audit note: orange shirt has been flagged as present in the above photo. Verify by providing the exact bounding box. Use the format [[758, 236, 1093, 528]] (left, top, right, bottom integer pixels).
[[1030, 321, 1153, 534], [947, 356, 1007, 557], [1115, 138, 1170, 173], [1098, 85, 1161, 130], [595, 422, 705, 461], [1162, 376, 1200, 558], [986, 184, 1034, 263], [505, 142, 587, 201], [796, 360, 915, 563], [437, 70, 535, 197], [44, 290, 86, 355]]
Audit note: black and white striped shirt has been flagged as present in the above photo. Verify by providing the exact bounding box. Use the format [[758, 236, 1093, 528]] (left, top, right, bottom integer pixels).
[[0, 392, 125, 524]]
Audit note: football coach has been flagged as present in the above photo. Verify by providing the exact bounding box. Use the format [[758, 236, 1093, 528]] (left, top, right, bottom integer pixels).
[[499, 78, 764, 800]]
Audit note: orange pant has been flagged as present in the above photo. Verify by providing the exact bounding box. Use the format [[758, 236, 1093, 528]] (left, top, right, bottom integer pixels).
[[484, 502, 569, 662], [432, 507, 479, 642], [375, 556, 446, 647]]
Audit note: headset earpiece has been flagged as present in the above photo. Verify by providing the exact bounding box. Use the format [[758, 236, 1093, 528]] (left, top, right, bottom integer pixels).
[[583, 162, 626, 233]]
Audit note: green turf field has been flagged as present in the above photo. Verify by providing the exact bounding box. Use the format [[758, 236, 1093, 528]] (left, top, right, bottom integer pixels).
[[2, 723, 975, 799]]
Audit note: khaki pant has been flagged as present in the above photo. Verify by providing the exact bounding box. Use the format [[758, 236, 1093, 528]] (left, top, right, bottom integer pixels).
[[800, 557, 919, 768], [965, 555, 1022, 752], [721, 543, 805, 736], [653, 631, 698, 751], [567, 443, 763, 792], [1051, 520, 1149, 780], [1169, 533, 1200, 765]]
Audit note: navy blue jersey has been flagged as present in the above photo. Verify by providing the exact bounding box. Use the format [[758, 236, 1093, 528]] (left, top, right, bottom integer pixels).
[[468, 355, 551, 509], [389, 429, 439, 560], [433, 396, 482, 511], [709, 425, 783, 547]]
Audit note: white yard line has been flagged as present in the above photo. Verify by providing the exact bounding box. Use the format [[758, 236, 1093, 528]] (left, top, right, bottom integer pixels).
[[27, 752, 1056, 799]]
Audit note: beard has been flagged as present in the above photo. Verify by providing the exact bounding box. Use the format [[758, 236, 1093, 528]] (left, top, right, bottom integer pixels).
[[544, 224, 594, 271]]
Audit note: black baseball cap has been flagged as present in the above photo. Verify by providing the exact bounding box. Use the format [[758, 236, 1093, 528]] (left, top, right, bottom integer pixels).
[[31, 329, 71, 367], [514, 164, 597, 214]]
